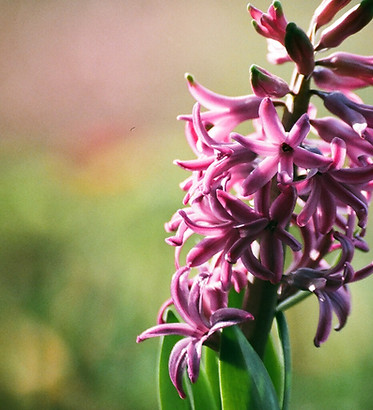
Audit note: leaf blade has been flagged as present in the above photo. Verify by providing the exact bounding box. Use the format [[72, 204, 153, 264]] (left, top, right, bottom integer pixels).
[[219, 325, 281, 410]]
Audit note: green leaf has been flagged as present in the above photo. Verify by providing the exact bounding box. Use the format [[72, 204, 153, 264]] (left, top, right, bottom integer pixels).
[[158, 310, 191, 410], [228, 288, 245, 309], [204, 347, 221, 408], [276, 311, 291, 410], [187, 350, 219, 410], [219, 326, 280, 410], [263, 330, 284, 405]]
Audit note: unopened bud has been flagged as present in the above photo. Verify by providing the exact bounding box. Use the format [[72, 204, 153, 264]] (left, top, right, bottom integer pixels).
[[315, 0, 373, 51], [312, 0, 352, 30], [285, 22, 315, 76], [248, 1, 288, 44], [316, 52, 373, 82], [250, 65, 290, 97]]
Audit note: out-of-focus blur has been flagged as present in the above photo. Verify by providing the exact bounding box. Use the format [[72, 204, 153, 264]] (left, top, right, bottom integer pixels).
[[0, 1, 372, 408]]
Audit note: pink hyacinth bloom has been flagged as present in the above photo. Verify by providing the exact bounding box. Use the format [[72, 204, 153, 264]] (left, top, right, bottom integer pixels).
[[136, 267, 253, 398], [286, 232, 373, 346], [311, 116, 373, 165], [231, 98, 331, 196], [315, 0, 373, 51], [178, 74, 262, 144], [243, 183, 302, 283], [296, 137, 373, 232], [248, 1, 288, 45]]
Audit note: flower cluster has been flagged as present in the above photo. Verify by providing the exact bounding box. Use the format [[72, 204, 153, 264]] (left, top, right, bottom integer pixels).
[[138, 0, 373, 398]]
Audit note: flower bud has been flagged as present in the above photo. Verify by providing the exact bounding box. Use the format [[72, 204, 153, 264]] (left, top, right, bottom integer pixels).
[[285, 22, 315, 76], [248, 1, 288, 45], [313, 66, 370, 92], [316, 52, 373, 83], [312, 0, 352, 30], [315, 0, 373, 51], [250, 65, 290, 97]]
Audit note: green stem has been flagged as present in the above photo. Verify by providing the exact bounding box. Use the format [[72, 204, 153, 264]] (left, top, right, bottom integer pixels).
[[241, 278, 279, 358]]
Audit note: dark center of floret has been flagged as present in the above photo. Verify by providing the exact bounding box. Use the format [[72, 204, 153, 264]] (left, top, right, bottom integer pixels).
[[281, 143, 293, 153], [266, 220, 278, 232]]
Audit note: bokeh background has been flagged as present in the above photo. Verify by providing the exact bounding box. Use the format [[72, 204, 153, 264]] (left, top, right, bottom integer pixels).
[[0, 0, 372, 409]]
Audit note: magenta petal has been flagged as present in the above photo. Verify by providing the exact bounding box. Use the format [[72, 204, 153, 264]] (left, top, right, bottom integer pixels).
[[330, 137, 347, 169], [270, 186, 296, 225], [276, 227, 302, 251], [209, 307, 253, 329], [297, 182, 321, 227], [216, 190, 258, 222], [242, 156, 279, 196], [171, 267, 192, 324], [333, 164, 373, 184], [187, 277, 210, 330], [278, 153, 294, 183], [136, 323, 196, 342], [169, 338, 190, 399], [260, 233, 284, 283], [352, 262, 373, 282], [314, 291, 333, 347], [318, 186, 336, 233], [260, 98, 286, 143], [329, 287, 350, 331], [179, 210, 232, 236], [241, 245, 275, 282], [287, 113, 310, 147], [175, 157, 214, 171], [186, 339, 202, 383], [232, 132, 279, 155], [293, 146, 331, 169], [187, 236, 228, 267]]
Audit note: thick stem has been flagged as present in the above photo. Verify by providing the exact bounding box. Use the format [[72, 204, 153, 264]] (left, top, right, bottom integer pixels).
[[241, 278, 279, 358]]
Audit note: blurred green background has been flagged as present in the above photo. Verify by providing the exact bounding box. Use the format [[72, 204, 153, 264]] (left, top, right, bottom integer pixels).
[[0, 1, 372, 409]]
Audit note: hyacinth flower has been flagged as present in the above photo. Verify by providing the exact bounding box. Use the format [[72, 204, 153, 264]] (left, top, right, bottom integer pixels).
[[295, 137, 373, 233], [137, 1, 373, 408], [177, 74, 262, 143], [137, 267, 253, 398], [232, 97, 331, 194], [285, 232, 373, 346]]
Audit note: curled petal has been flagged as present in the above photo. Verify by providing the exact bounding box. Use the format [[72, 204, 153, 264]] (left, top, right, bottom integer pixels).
[[314, 290, 333, 347], [136, 323, 196, 343], [209, 307, 253, 329], [187, 236, 233, 267], [169, 338, 190, 399], [241, 245, 276, 282], [276, 226, 302, 251], [186, 339, 203, 383], [329, 286, 350, 331], [297, 183, 321, 227]]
